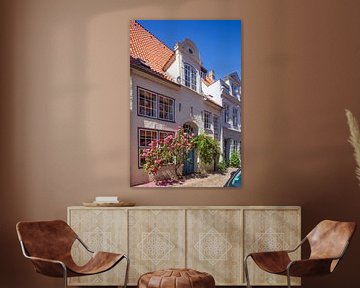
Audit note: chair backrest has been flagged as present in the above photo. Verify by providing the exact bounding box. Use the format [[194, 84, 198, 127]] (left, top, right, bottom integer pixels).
[[307, 220, 356, 261], [16, 220, 77, 261]]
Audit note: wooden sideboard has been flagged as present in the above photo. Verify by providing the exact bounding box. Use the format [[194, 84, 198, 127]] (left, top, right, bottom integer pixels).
[[67, 206, 301, 286]]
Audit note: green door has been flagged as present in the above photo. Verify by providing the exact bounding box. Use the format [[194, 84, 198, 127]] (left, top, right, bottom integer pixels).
[[183, 148, 195, 175]]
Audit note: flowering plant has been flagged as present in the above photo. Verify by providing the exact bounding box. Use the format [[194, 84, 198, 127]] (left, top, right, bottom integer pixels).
[[141, 139, 170, 175], [142, 128, 194, 177]]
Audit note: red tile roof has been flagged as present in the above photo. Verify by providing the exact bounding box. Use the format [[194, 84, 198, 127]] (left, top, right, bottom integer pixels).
[[130, 20, 174, 80], [202, 77, 214, 86], [130, 56, 180, 86], [201, 72, 216, 86]]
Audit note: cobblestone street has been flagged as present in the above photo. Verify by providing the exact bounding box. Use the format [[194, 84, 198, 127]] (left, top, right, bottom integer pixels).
[[136, 168, 238, 188], [172, 167, 238, 187]]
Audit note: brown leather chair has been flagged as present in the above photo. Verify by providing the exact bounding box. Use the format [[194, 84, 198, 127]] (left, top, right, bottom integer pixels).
[[244, 220, 356, 288], [16, 220, 129, 288]]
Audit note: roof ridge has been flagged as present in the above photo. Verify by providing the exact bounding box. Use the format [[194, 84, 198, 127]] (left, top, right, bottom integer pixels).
[[133, 20, 174, 52]]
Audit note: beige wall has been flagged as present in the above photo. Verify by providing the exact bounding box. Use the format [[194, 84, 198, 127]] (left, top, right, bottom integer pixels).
[[1, 0, 360, 287]]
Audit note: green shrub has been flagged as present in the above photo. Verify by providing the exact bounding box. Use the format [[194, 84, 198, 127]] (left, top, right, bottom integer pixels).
[[229, 151, 240, 168], [192, 134, 221, 165], [192, 134, 221, 174], [217, 160, 228, 174]]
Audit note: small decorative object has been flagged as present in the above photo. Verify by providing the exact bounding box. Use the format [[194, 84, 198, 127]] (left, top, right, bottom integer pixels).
[[94, 196, 119, 203], [345, 109, 360, 185], [82, 196, 135, 207], [83, 201, 135, 207]]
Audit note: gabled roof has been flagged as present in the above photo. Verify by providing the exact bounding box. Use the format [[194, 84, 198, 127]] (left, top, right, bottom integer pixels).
[[202, 78, 212, 86], [130, 56, 180, 86], [205, 97, 223, 109], [224, 72, 241, 84], [130, 20, 175, 80]]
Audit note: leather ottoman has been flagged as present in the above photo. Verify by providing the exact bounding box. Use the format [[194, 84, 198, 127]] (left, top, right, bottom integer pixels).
[[138, 268, 215, 288]]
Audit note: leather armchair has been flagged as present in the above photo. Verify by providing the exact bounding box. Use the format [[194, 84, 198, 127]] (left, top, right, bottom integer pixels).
[[244, 220, 356, 288], [16, 220, 129, 288]]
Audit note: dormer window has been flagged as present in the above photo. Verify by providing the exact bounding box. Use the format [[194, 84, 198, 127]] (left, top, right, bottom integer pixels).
[[200, 67, 207, 80], [183, 63, 197, 91], [231, 84, 239, 97], [188, 48, 193, 54], [138, 59, 150, 69]]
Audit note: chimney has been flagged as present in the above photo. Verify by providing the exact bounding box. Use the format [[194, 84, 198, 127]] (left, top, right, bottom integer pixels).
[[207, 70, 215, 82]]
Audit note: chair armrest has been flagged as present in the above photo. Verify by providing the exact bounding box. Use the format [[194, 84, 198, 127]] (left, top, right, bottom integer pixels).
[[245, 237, 307, 259], [246, 251, 292, 274], [286, 237, 307, 253], [26, 255, 64, 265], [247, 250, 290, 259], [19, 240, 67, 277], [287, 258, 336, 277], [76, 236, 94, 253], [26, 255, 67, 278]]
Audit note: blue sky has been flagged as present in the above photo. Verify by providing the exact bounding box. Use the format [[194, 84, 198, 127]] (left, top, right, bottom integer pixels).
[[137, 20, 241, 80]]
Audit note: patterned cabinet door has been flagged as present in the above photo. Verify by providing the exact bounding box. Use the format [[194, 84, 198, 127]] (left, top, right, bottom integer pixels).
[[68, 208, 128, 286], [128, 209, 186, 284], [244, 209, 301, 286], [187, 209, 243, 285]]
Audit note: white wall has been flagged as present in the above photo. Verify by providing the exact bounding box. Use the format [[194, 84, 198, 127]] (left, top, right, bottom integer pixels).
[[202, 80, 223, 105], [130, 70, 221, 185]]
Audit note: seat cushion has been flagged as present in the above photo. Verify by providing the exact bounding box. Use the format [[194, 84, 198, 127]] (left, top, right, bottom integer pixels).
[[66, 252, 124, 277], [250, 251, 291, 274], [138, 268, 215, 288]]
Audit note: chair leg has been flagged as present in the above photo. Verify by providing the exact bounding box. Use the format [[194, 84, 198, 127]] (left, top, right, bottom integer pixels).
[[244, 255, 252, 288], [62, 264, 68, 288], [286, 269, 291, 288], [123, 255, 130, 288]]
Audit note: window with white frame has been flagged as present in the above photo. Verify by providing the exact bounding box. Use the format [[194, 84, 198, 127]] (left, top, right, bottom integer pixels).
[[204, 111, 212, 129], [231, 84, 239, 97], [138, 129, 175, 167], [224, 104, 230, 123], [158, 131, 175, 165], [184, 63, 197, 91], [138, 129, 158, 167], [138, 88, 157, 118], [231, 140, 239, 154], [158, 95, 174, 121], [138, 88, 175, 122], [183, 124, 195, 135], [159, 131, 174, 141], [213, 115, 219, 140], [233, 107, 239, 127]]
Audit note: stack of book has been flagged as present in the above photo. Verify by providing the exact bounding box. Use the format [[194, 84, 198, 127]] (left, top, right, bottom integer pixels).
[[83, 196, 135, 207], [93, 196, 119, 204]]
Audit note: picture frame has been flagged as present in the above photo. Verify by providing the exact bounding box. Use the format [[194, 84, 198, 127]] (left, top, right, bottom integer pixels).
[[130, 20, 242, 188]]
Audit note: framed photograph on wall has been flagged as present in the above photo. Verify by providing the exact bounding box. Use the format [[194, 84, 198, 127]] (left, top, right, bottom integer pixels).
[[130, 20, 242, 187]]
